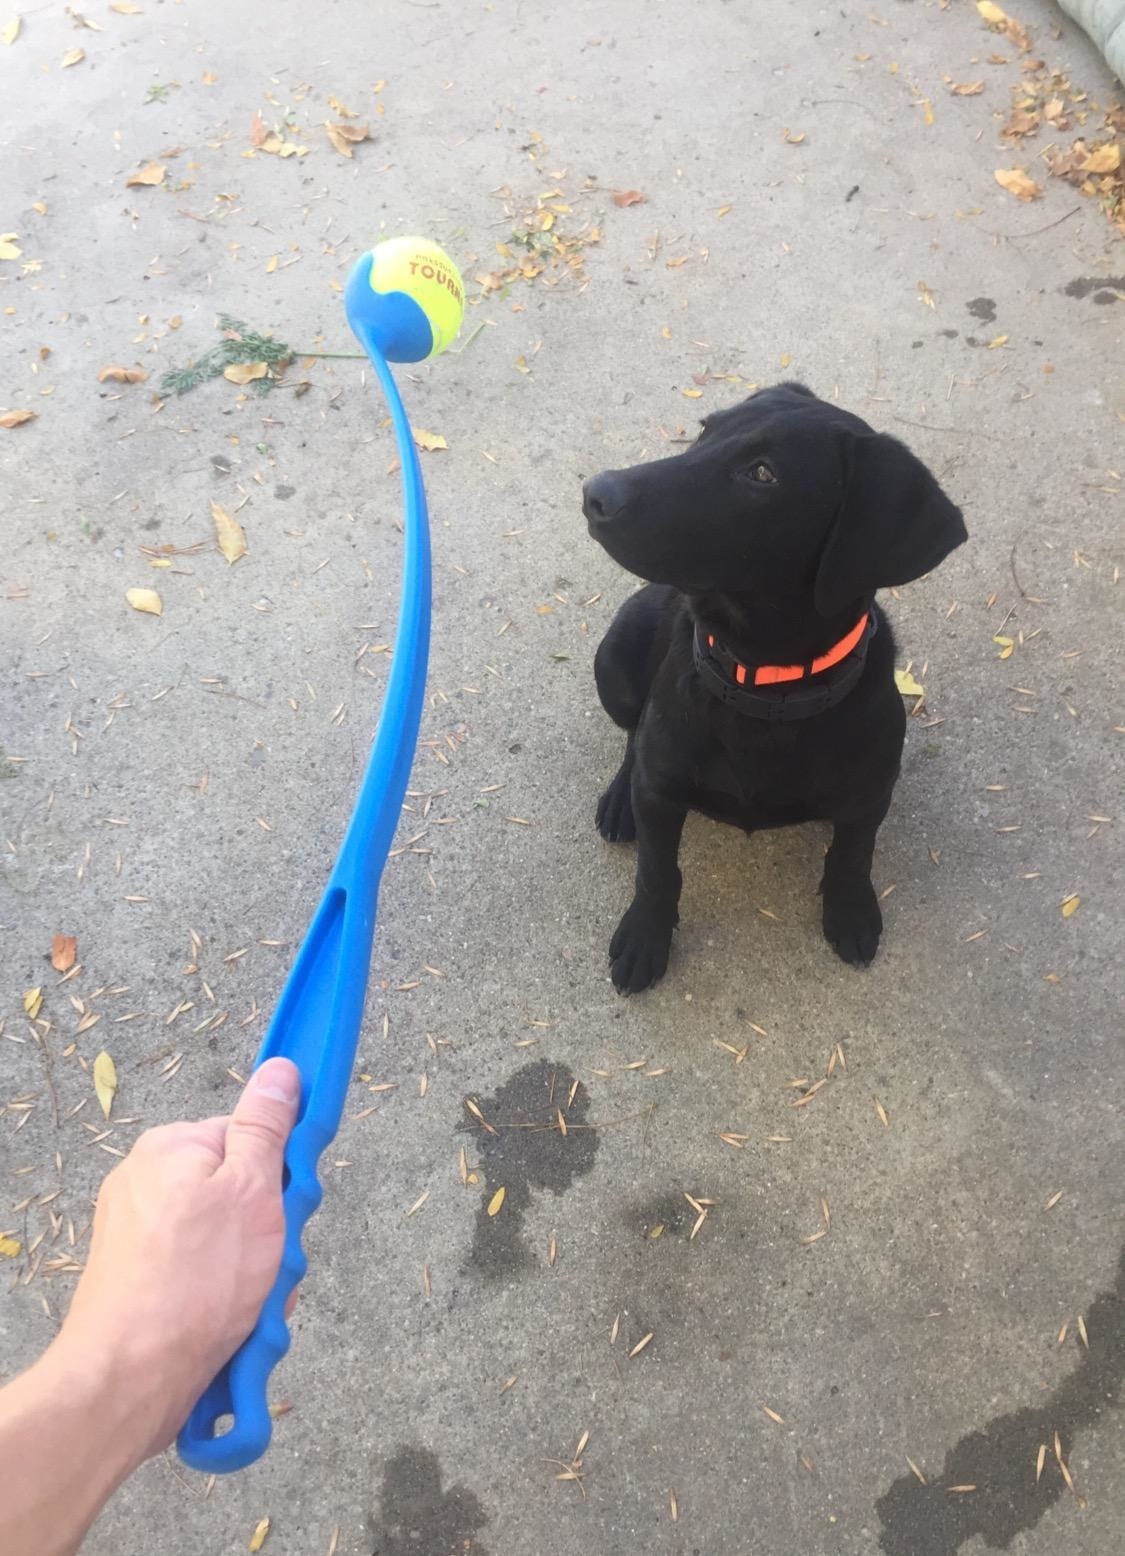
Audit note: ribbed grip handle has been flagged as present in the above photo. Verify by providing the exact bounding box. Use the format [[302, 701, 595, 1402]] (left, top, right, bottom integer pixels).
[[175, 1128, 323, 1473]]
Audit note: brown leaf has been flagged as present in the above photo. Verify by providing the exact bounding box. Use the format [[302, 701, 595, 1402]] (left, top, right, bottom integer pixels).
[[327, 93, 357, 118], [126, 587, 163, 616], [1, 409, 37, 428], [249, 110, 268, 148], [51, 934, 77, 972], [1002, 108, 1040, 140], [126, 162, 166, 188], [98, 363, 148, 384], [223, 361, 269, 385], [325, 121, 370, 157], [211, 500, 247, 564], [950, 80, 985, 95], [994, 167, 1043, 201], [612, 189, 647, 207]]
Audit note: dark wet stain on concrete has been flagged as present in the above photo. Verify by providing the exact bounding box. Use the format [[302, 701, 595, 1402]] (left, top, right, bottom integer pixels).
[[629, 1189, 694, 1241], [1063, 274, 1125, 301], [368, 1446, 489, 1555], [876, 1243, 1124, 1554], [937, 328, 959, 339], [458, 1059, 598, 1280], [966, 297, 997, 323]]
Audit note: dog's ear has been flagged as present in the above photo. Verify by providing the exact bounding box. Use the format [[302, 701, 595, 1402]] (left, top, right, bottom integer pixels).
[[814, 429, 967, 616]]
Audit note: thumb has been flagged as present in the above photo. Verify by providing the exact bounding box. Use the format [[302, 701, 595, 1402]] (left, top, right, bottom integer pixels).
[[223, 1058, 300, 1182]]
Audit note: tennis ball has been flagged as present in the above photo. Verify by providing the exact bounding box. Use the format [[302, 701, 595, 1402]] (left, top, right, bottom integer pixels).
[[344, 236, 465, 363]]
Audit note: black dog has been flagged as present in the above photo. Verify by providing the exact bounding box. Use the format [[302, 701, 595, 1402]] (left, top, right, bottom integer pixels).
[[583, 383, 966, 994]]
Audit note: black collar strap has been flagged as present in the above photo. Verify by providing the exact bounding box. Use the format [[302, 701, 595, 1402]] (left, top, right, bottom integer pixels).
[[692, 612, 877, 723]]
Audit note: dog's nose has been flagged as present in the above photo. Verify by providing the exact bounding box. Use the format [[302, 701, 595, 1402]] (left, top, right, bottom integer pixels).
[[583, 471, 627, 526]]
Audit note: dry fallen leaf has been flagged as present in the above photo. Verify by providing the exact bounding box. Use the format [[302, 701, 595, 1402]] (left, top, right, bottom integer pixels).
[[126, 162, 166, 188], [977, 0, 1008, 20], [111, 1, 145, 11], [126, 587, 163, 616], [223, 361, 269, 385], [895, 669, 924, 698], [328, 93, 358, 118], [1082, 142, 1121, 175], [211, 500, 248, 564], [612, 189, 647, 207], [413, 428, 447, 453], [1061, 894, 1080, 919], [0, 233, 22, 260], [23, 987, 43, 1019], [97, 364, 148, 384], [987, 334, 1009, 349], [681, 387, 703, 399], [950, 80, 985, 95], [1, 408, 37, 428], [51, 934, 77, 972], [93, 1050, 118, 1120], [0, 1235, 22, 1258], [783, 128, 807, 144], [249, 110, 269, 148], [248, 1517, 270, 1552], [487, 1186, 506, 1217], [995, 167, 1042, 201], [3, 16, 22, 44], [61, 47, 86, 66], [325, 120, 370, 157]]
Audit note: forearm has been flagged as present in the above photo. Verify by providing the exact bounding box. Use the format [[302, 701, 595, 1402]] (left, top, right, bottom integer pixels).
[[0, 1336, 160, 1556]]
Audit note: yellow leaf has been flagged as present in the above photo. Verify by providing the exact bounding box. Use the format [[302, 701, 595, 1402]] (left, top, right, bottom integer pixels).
[[487, 1186, 506, 1217], [992, 634, 1013, 646], [211, 499, 247, 564], [681, 387, 703, 399], [93, 1051, 118, 1119], [248, 1516, 270, 1552], [97, 363, 148, 384], [1060, 894, 1080, 919], [61, 46, 85, 66], [0, 235, 22, 260], [126, 161, 167, 188], [1082, 143, 1121, 175], [716, 204, 732, 217], [412, 428, 447, 452], [3, 16, 21, 44], [1, 408, 37, 428], [783, 128, 806, 144], [149, 557, 171, 568], [779, 352, 791, 368], [327, 93, 357, 118], [994, 167, 1042, 201], [223, 361, 268, 384], [921, 98, 934, 126], [986, 334, 1009, 349], [976, 0, 1008, 22], [111, 1, 144, 10], [514, 355, 530, 374], [950, 80, 985, 95], [51, 934, 77, 972], [126, 587, 163, 616], [202, 70, 217, 84], [0, 1234, 22, 1258], [894, 669, 925, 698], [23, 986, 43, 1019], [265, 254, 278, 273]]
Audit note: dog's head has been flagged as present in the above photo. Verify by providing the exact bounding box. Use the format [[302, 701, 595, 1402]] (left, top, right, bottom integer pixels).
[[583, 383, 967, 615]]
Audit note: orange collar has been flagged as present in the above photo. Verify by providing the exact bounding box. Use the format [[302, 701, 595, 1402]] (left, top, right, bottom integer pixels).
[[693, 610, 876, 723], [705, 611, 870, 687]]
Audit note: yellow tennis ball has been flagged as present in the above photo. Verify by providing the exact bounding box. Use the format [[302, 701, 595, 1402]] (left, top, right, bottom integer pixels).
[[350, 236, 465, 362]]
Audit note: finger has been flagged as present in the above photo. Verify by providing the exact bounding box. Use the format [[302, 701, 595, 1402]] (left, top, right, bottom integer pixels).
[[221, 1058, 300, 1186]]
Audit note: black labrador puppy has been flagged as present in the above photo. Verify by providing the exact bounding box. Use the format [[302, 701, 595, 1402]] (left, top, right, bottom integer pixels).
[[583, 382, 966, 994]]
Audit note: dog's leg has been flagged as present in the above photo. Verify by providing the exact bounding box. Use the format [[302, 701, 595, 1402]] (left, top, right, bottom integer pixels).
[[596, 734, 636, 842], [820, 803, 890, 966], [609, 786, 686, 993]]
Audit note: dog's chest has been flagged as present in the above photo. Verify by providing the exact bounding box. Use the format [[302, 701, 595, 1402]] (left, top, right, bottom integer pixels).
[[693, 721, 816, 813]]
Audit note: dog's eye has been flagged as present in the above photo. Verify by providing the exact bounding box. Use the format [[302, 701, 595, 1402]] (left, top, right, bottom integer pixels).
[[738, 461, 777, 485]]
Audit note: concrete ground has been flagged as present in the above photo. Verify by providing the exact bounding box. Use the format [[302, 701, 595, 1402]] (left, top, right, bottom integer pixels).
[[3, 0, 1123, 1552]]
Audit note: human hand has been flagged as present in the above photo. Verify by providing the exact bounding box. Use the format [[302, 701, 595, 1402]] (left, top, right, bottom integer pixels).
[[56, 1057, 300, 1464]]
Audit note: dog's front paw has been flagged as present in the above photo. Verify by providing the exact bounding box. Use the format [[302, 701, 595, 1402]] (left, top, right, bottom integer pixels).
[[822, 881, 882, 967], [596, 767, 635, 843], [609, 901, 675, 994]]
